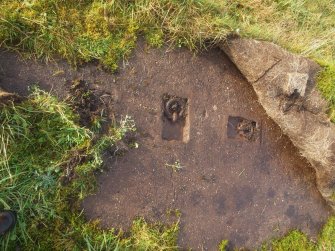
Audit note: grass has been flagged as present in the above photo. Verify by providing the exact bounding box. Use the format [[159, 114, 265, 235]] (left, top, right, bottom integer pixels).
[[258, 217, 335, 251], [0, 1, 333, 64], [0, 0, 335, 250], [317, 64, 335, 121], [165, 160, 183, 173], [0, 0, 334, 108], [217, 217, 335, 250], [261, 230, 315, 251], [0, 88, 179, 250]]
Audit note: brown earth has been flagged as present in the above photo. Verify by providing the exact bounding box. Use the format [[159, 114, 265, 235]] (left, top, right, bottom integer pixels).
[[0, 43, 332, 250]]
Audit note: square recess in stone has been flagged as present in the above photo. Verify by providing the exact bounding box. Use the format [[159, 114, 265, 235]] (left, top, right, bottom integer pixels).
[[161, 94, 190, 143], [227, 116, 261, 142]]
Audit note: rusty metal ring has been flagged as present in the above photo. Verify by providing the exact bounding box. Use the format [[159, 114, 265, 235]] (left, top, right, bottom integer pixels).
[[164, 98, 185, 121]]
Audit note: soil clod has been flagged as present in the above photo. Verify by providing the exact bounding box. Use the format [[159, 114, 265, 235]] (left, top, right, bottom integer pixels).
[[68, 79, 111, 129]]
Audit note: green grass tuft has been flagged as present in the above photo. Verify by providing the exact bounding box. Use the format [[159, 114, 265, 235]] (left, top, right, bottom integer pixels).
[[263, 230, 315, 251], [0, 88, 179, 250], [258, 218, 335, 251], [317, 216, 335, 250], [317, 65, 335, 122], [0, 1, 334, 70], [126, 218, 179, 250], [218, 240, 228, 251], [0, 88, 91, 248]]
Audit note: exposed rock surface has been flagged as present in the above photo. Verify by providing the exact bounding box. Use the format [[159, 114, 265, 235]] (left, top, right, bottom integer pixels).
[[220, 38, 335, 209]]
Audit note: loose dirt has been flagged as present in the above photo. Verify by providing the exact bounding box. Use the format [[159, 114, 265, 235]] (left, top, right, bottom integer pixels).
[[0, 42, 332, 250]]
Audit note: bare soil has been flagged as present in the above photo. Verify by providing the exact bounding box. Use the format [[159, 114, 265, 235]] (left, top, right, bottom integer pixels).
[[0, 43, 332, 250]]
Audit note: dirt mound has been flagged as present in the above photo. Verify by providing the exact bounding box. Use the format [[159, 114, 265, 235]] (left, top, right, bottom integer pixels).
[[67, 79, 112, 130], [221, 38, 335, 209]]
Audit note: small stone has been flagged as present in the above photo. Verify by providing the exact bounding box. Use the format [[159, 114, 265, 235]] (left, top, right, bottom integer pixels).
[[202, 109, 208, 118]]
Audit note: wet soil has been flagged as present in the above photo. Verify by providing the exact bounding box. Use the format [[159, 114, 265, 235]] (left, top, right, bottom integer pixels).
[[0, 43, 332, 250]]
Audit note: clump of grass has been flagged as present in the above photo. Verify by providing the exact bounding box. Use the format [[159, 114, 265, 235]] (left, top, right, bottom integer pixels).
[[0, 88, 179, 250], [165, 160, 183, 173], [0, 0, 231, 66], [258, 217, 335, 251], [0, 1, 334, 69], [261, 230, 315, 251], [0, 88, 91, 248], [317, 65, 335, 122], [126, 218, 179, 250], [317, 216, 335, 250], [218, 240, 229, 251]]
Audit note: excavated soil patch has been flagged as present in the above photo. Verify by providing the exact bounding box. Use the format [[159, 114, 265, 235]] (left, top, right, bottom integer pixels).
[[0, 43, 332, 250]]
